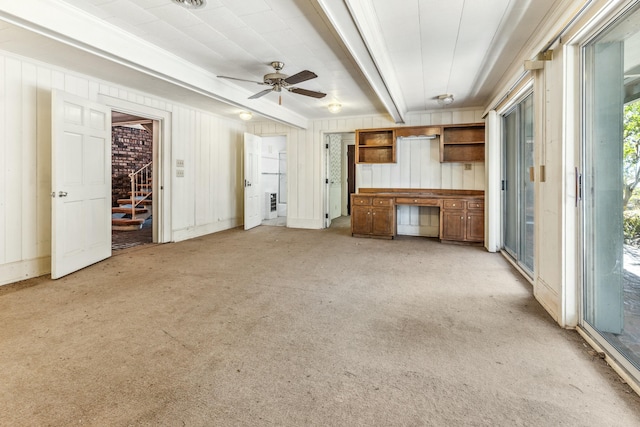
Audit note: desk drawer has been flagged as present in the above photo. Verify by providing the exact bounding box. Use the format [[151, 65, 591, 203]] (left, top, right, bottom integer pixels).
[[353, 196, 372, 206], [372, 197, 393, 206], [396, 197, 440, 206], [443, 199, 465, 209], [467, 201, 484, 210]]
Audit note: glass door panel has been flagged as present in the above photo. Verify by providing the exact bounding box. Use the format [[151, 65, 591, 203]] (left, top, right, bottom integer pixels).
[[583, 4, 640, 372], [502, 93, 534, 275]]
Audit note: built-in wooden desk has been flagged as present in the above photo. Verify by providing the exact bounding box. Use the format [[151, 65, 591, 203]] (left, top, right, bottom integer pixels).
[[351, 188, 484, 244]]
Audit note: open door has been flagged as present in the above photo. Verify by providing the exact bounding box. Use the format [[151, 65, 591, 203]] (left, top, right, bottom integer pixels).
[[244, 132, 261, 230], [51, 90, 112, 279]]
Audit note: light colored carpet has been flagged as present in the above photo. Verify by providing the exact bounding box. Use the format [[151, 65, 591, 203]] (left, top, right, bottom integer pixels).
[[1, 217, 639, 426]]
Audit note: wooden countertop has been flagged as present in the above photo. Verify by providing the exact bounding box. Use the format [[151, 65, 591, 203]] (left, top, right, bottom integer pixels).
[[357, 188, 484, 199]]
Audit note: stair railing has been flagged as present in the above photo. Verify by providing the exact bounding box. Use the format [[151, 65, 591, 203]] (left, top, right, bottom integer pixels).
[[128, 161, 152, 219]]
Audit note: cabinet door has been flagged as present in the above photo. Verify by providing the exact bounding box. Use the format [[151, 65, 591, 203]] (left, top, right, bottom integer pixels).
[[372, 206, 394, 236], [466, 210, 484, 242], [352, 205, 372, 235], [442, 210, 466, 241]]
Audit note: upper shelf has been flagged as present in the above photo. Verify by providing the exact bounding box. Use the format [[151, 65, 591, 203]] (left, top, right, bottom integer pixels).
[[355, 123, 485, 164]]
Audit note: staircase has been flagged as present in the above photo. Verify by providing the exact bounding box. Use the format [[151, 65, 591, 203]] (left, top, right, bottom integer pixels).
[[112, 162, 152, 231]]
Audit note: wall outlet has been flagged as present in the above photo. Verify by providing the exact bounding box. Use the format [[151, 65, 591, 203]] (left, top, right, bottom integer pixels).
[[464, 163, 472, 170], [176, 169, 184, 178], [176, 159, 184, 168]]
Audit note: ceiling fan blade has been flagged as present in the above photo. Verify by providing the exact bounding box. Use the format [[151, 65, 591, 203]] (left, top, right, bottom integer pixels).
[[218, 75, 266, 85], [288, 87, 327, 99], [284, 70, 317, 85], [249, 88, 274, 99]]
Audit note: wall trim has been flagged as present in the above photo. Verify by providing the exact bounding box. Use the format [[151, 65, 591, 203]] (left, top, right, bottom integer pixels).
[[0, 257, 50, 287]]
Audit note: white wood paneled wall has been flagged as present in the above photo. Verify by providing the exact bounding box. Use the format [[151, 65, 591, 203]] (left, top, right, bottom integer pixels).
[[247, 108, 485, 233], [0, 50, 245, 286]]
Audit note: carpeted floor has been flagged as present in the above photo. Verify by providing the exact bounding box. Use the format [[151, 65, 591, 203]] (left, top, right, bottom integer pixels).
[[1, 217, 640, 426]]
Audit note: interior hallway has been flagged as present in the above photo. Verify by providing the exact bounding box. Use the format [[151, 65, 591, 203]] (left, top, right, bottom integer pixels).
[[1, 217, 640, 426]]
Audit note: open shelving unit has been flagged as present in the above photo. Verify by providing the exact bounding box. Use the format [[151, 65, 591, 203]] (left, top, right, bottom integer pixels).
[[440, 124, 485, 162], [355, 128, 396, 163]]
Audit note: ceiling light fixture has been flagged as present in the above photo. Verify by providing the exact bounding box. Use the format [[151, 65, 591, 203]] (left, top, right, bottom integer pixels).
[[239, 111, 253, 121], [437, 94, 454, 105], [328, 103, 342, 114], [172, 0, 206, 9]]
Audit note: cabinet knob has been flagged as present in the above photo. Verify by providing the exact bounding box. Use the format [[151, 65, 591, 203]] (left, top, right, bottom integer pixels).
[[414, 199, 418, 202], [452, 204, 456, 207]]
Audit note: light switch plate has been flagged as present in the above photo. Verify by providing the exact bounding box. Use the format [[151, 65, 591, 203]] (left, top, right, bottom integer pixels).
[[176, 159, 184, 168], [176, 169, 184, 178], [464, 163, 472, 170]]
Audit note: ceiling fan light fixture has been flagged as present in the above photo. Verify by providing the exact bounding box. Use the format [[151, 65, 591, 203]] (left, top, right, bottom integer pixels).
[[239, 111, 253, 121], [328, 103, 342, 113], [437, 94, 454, 105], [172, 0, 206, 9]]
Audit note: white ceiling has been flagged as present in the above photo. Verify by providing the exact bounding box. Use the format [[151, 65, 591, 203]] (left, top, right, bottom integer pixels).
[[0, 0, 562, 126]]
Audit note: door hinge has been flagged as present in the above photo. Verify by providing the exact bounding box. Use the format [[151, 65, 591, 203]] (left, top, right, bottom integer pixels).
[[325, 213, 329, 219], [501, 180, 506, 191], [326, 143, 329, 149], [326, 178, 329, 184]]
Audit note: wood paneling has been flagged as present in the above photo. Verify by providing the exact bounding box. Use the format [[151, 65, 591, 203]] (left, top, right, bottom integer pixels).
[[0, 50, 245, 286]]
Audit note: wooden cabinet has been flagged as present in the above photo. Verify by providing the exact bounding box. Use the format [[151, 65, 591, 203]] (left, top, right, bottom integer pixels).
[[441, 199, 484, 243], [351, 195, 395, 238], [355, 128, 396, 163], [440, 123, 485, 162], [355, 123, 484, 164]]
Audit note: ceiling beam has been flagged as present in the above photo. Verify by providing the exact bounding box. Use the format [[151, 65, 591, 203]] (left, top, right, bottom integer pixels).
[[317, 0, 406, 124]]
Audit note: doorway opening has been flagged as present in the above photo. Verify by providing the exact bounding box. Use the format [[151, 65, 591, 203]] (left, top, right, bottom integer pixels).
[[111, 111, 155, 250], [261, 135, 287, 227], [325, 132, 355, 228]]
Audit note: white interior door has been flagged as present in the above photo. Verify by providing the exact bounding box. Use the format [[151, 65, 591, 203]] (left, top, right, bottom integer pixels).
[[244, 132, 261, 230], [51, 90, 111, 279]]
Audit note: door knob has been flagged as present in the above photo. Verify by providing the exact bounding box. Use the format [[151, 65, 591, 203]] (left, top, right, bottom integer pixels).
[[58, 191, 68, 197]]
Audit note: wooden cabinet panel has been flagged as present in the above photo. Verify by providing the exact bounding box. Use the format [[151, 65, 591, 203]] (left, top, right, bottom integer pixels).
[[350, 195, 395, 238], [442, 210, 466, 241], [441, 198, 484, 243], [466, 210, 484, 242], [352, 204, 373, 235], [372, 206, 394, 236]]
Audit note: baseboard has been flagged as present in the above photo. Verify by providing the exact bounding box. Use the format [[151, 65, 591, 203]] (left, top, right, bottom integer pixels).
[[172, 218, 241, 242], [0, 257, 51, 287]]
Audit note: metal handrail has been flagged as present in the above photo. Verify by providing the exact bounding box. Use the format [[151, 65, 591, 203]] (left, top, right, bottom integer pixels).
[[128, 161, 152, 219]]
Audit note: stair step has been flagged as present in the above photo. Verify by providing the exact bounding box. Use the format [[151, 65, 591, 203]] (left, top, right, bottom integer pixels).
[[112, 207, 148, 214], [112, 218, 144, 231], [117, 198, 152, 206]]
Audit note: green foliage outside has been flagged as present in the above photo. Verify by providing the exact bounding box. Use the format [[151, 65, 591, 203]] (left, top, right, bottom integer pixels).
[[624, 102, 640, 245]]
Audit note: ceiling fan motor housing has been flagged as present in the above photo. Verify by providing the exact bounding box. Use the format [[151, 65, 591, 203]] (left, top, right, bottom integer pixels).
[[263, 72, 288, 85]]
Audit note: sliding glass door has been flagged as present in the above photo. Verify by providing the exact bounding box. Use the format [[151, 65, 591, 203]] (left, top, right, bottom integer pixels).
[[503, 93, 535, 275], [582, 3, 640, 375]]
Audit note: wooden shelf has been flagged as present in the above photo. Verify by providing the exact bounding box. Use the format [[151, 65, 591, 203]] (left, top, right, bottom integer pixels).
[[355, 128, 396, 163], [440, 123, 485, 162]]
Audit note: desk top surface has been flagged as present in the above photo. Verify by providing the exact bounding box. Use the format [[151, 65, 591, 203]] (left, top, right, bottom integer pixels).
[[356, 188, 484, 199]]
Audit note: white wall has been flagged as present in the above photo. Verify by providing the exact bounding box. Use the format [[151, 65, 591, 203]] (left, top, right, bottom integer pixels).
[[247, 108, 485, 234], [0, 50, 245, 286]]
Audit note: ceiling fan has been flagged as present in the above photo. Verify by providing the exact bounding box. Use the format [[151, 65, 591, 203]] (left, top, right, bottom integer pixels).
[[218, 61, 326, 105]]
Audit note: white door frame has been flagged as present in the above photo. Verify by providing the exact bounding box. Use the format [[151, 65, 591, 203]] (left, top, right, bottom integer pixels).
[[98, 95, 172, 243]]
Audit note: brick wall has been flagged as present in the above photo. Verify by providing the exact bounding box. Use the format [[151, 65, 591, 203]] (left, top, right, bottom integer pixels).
[[112, 126, 152, 206]]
